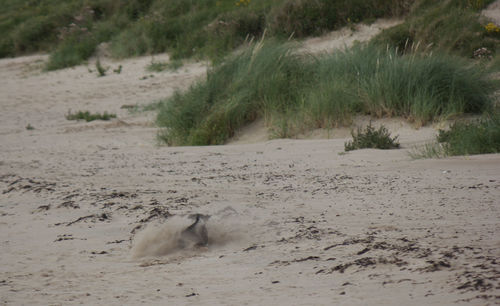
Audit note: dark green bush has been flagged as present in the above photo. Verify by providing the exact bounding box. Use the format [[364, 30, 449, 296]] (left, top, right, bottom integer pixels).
[[344, 122, 400, 151]]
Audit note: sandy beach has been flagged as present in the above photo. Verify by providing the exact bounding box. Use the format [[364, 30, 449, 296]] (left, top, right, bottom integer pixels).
[[1, 19, 499, 305]]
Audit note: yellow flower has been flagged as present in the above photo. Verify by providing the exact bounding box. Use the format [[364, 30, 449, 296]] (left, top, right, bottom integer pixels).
[[484, 22, 500, 33], [235, 0, 250, 7]]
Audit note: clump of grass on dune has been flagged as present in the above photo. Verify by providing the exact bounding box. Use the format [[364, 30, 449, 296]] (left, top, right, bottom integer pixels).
[[411, 112, 500, 158], [157, 41, 311, 145], [157, 42, 497, 146], [438, 113, 500, 155], [350, 46, 494, 125]]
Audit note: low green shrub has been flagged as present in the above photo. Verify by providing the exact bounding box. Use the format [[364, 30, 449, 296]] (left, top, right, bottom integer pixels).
[[344, 122, 400, 151]]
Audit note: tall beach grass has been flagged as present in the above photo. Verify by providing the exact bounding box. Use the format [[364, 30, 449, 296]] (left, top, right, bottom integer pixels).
[[157, 42, 497, 145]]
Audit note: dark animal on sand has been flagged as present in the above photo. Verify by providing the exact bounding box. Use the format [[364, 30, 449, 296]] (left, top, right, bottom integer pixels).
[[179, 214, 210, 248]]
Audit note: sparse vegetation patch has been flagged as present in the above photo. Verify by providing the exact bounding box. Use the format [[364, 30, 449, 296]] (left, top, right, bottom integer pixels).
[[147, 60, 183, 72], [66, 110, 116, 122]]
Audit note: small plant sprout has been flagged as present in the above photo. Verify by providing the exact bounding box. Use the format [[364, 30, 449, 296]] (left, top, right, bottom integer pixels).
[[113, 65, 122, 74], [26, 124, 35, 130], [95, 59, 108, 77]]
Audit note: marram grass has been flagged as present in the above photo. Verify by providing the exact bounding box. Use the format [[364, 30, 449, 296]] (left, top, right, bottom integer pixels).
[[157, 42, 497, 146]]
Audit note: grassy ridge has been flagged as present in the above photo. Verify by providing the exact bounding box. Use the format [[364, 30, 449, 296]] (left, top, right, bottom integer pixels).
[[156, 42, 497, 145], [1, 0, 498, 70], [1, 0, 410, 70]]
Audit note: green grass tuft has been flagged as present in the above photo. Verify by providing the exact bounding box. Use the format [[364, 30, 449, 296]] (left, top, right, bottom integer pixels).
[[410, 112, 500, 158], [344, 122, 400, 151], [437, 113, 500, 155], [409, 142, 446, 159], [66, 110, 116, 122]]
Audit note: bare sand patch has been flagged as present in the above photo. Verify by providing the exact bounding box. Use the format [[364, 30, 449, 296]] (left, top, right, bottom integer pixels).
[[301, 18, 402, 54], [482, 0, 500, 24]]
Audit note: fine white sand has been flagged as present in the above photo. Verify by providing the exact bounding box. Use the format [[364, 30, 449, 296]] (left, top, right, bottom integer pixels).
[[1, 18, 499, 305]]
